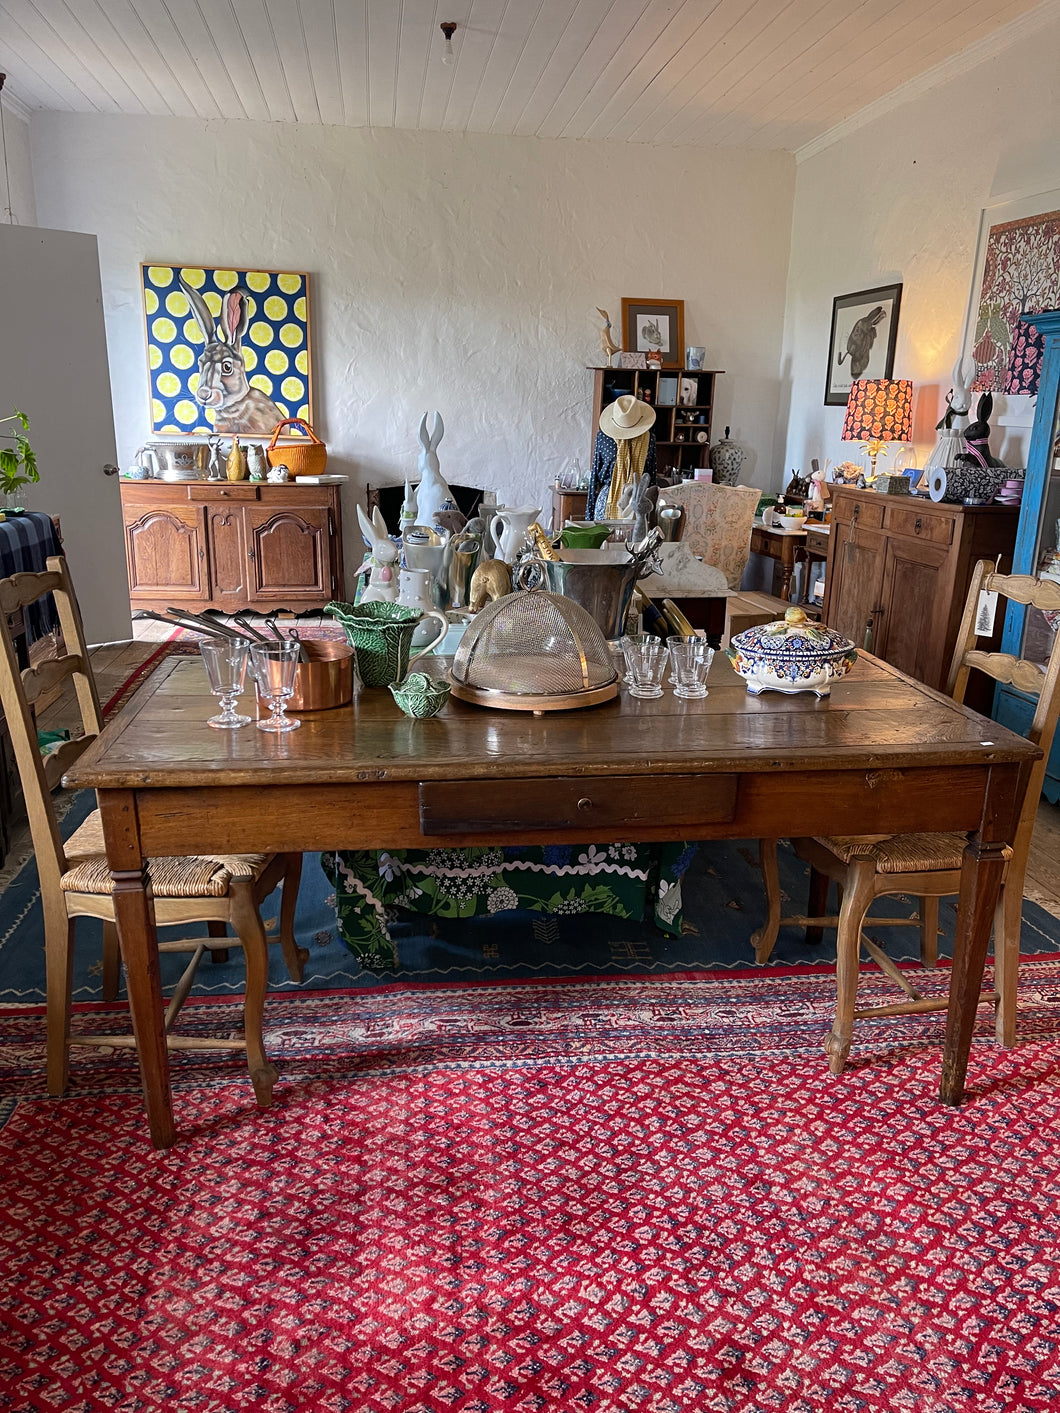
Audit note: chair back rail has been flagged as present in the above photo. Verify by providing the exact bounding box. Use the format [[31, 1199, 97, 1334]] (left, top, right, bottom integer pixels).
[[0, 556, 101, 896], [945, 558, 1060, 859]]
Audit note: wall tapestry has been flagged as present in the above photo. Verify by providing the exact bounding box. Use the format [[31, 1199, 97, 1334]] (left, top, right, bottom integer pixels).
[[970, 209, 1060, 397], [141, 264, 312, 437]]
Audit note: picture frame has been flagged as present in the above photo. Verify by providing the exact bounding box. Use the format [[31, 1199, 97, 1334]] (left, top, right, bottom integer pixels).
[[679, 377, 697, 406], [657, 376, 678, 406], [960, 184, 1060, 403], [141, 261, 313, 436], [621, 298, 685, 370], [619, 351, 647, 370], [824, 283, 902, 406]]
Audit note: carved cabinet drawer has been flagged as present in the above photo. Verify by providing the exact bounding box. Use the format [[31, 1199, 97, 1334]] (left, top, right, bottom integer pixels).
[[419, 774, 738, 835]]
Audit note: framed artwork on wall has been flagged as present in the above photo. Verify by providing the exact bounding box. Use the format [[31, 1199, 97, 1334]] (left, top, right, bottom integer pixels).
[[621, 298, 685, 369], [141, 262, 312, 437], [824, 283, 902, 406], [961, 186, 1060, 400]]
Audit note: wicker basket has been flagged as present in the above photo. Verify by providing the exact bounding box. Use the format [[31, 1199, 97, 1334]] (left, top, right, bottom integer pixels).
[[265, 417, 327, 478]]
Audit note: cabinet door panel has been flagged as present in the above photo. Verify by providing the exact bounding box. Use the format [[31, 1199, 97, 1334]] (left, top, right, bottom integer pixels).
[[207, 507, 249, 603], [245, 507, 329, 599], [877, 539, 950, 686], [825, 524, 886, 650], [123, 506, 208, 600]]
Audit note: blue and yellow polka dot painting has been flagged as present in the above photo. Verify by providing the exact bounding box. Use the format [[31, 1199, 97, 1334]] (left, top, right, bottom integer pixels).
[[141, 264, 312, 437]]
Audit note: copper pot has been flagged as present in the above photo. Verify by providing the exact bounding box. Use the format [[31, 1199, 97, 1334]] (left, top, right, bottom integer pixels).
[[287, 639, 355, 710]]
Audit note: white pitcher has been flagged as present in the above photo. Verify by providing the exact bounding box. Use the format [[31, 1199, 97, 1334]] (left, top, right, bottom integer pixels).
[[490, 506, 541, 565], [398, 567, 440, 647]]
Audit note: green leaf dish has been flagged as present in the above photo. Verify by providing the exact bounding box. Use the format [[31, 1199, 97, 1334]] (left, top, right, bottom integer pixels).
[[389, 672, 451, 719]]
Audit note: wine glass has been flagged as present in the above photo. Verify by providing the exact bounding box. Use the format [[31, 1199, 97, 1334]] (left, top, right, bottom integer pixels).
[[249, 641, 301, 732], [198, 639, 251, 729]]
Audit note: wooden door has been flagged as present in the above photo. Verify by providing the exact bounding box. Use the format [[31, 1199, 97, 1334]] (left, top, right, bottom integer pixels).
[[824, 522, 886, 651], [206, 504, 249, 606], [0, 226, 129, 642], [123, 505, 208, 601], [244, 506, 330, 601], [877, 538, 952, 687]]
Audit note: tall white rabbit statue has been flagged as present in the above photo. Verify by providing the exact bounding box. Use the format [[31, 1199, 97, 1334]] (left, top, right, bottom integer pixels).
[[415, 412, 453, 528], [179, 277, 284, 435], [356, 505, 400, 604]]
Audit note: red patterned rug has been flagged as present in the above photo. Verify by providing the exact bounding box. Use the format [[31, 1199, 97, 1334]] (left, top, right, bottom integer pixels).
[[4, 966, 1060, 1410]]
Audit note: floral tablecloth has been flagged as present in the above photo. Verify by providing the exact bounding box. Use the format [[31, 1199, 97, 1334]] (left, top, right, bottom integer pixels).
[[322, 843, 697, 968]]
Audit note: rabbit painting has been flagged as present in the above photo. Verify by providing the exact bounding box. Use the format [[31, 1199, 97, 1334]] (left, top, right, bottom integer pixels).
[[356, 505, 400, 603], [415, 412, 454, 527], [180, 277, 284, 435]]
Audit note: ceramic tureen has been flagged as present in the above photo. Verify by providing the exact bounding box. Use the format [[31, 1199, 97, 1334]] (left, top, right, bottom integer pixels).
[[726, 606, 858, 698]]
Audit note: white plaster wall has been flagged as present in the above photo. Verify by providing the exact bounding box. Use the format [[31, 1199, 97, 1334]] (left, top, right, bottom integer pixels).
[[781, 12, 1060, 479], [1, 101, 37, 226], [29, 114, 793, 574]]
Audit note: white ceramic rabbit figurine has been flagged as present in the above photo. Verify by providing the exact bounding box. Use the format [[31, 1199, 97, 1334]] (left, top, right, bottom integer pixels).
[[356, 505, 399, 603], [415, 412, 453, 528], [400, 478, 419, 533]]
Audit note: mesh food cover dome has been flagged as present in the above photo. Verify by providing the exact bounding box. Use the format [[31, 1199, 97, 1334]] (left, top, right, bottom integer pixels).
[[450, 586, 619, 712]]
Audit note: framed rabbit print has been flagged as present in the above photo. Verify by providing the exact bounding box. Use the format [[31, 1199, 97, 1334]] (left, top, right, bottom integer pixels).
[[141, 263, 313, 436]]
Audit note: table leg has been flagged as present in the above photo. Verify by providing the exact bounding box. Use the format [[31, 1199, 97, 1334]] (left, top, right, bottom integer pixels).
[[99, 789, 175, 1149], [780, 559, 794, 602], [940, 837, 1007, 1106]]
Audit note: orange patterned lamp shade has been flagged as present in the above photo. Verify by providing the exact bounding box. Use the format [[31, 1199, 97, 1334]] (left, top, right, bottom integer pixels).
[[842, 379, 913, 445]]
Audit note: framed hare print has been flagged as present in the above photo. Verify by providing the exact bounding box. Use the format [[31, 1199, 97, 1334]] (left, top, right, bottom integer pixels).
[[141, 263, 313, 436]]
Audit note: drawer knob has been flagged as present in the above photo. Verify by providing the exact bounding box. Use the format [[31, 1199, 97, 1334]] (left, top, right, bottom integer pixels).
[[577, 797, 593, 812]]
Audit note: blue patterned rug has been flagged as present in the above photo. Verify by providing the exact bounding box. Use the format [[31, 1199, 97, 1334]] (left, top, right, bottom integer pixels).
[[2, 788, 1059, 1005]]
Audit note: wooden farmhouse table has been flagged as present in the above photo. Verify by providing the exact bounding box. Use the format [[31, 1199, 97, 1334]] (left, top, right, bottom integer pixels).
[[65, 651, 1041, 1149]]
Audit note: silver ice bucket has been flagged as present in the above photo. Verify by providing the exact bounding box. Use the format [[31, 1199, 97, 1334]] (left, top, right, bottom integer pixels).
[[542, 551, 641, 640]]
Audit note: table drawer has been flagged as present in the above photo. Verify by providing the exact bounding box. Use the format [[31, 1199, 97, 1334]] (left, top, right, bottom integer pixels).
[[883, 503, 953, 544], [419, 774, 738, 835], [804, 529, 830, 555]]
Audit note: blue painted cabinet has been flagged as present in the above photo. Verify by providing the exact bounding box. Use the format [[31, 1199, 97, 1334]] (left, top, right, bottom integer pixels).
[[993, 308, 1060, 803]]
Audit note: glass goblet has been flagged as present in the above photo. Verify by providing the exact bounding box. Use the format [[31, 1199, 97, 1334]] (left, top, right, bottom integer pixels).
[[667, 635, 715, 699], [198, 639, 251, 729], [620, 634, 668, 699], [250, 641, 302, 733]]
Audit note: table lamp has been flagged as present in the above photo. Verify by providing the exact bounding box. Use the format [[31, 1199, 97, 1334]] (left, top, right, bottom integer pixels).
[[841, 378, 913, 482]]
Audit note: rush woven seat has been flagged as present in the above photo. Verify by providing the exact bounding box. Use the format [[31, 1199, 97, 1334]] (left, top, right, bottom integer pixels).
[[0, 556, 307, 1106], [60, 810, 267, 897], [812, 832, 969, 874], [751, 560, 1060, 1073]]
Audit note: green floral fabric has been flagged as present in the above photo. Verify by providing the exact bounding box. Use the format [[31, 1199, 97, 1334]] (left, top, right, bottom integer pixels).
[[322, 843, 697, 968]]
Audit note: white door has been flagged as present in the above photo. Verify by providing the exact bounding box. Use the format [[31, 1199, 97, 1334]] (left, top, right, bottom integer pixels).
[[0, 225, 130, 644]]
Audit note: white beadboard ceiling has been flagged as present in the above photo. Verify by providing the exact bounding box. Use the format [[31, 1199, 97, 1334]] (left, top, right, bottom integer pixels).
[[0, 0, 1053, 154]]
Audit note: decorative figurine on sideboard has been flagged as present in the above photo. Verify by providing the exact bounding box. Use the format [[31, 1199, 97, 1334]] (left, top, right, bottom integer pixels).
[[596, 307, 621, 367], [246, 442, 267, 482], [415, 412, 453, 527], [225, 436, 248, 482], [356, 505, 400, 603], [207, 434, 225, 481], [807, 459, 830, 513], [266, 464, 289, 483]]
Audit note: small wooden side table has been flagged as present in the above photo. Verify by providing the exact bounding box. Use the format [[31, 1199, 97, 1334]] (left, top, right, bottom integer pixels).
[[749, 519, 806, 601], [550, 486, 588, 531]]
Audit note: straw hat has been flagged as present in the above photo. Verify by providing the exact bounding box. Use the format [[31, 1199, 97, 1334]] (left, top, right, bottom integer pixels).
[[599, 394, 656, 441]]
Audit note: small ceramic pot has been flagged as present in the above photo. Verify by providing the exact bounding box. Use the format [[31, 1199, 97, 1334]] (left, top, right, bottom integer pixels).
[[726, 606, 857, 698], [389, 672, 451, 718]]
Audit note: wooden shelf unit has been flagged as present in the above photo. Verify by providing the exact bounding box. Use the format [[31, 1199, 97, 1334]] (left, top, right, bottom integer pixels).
[[588, 366, 723, 479], [119, 479, 345, 615]]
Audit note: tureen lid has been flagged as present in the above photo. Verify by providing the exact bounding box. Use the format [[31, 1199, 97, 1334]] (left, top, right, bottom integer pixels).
[[731, 606, 855, 660]]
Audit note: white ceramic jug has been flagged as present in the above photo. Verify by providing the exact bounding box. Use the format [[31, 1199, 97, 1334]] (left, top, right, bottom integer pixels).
[[398, 567, 440, 647], [490, 506, 541, 565]]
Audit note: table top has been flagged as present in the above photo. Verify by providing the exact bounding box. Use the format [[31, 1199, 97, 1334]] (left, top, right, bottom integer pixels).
[[65, 652, 1039, 794]]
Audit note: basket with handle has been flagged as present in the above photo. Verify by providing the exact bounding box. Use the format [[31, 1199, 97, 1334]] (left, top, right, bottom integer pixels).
[[265, 417, 328, 478]]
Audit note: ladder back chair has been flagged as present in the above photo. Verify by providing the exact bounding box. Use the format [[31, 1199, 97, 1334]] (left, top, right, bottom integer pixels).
[[0, 556, 306, 1104], [751, 560, 1060, 1073]]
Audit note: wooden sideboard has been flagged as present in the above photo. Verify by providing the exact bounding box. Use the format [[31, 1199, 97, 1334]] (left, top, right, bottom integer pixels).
[[822, 486, 1018, 703], [119, 480, 345, 614]]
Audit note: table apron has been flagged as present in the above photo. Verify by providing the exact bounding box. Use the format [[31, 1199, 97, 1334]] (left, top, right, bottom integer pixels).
[[124, 764, 995, 856]]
